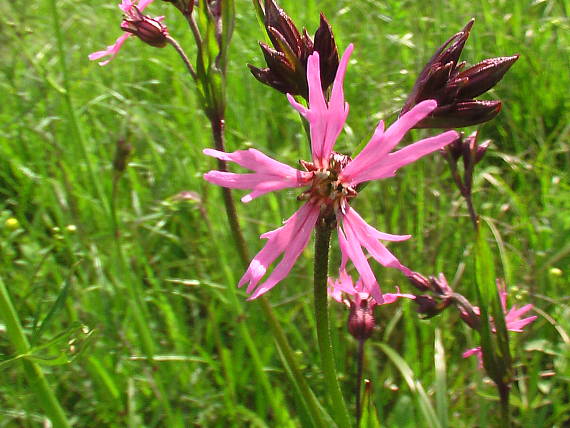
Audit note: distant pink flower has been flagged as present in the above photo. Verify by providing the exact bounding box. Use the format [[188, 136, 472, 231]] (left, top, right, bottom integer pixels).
[[89, 0, 160, 66], [463, 280, 537, 367], [203, 44, 458, 300]]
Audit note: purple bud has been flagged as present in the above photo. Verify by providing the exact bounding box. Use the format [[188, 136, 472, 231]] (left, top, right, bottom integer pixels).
[[313, 14, 339, 92], [402, 19, 517, 129], [121, 7, 169, 48], [407, 271, 431, 291], [413, 295, 451, 318], [414, 100, 502, 129], [455, 55, 519, 99], [249, 0, 339, 99], [445, 133, 465, 162], [475, 139, 491, 164], [113, 138, 133, 174], [348, 299, 376, 341], [161, 0, 194, 16]]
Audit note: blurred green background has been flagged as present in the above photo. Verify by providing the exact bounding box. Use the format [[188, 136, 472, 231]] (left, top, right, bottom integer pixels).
[[0, 0, 568, 426]]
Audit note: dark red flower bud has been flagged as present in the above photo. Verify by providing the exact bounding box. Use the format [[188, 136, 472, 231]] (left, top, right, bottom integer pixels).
[[445, 134, 465, 162], [248, 0, 339, 100], [455, 56, 519, 99], [429, 273, 453, 296], [113, 138, 133, 174], [121, 7, 169, 48], [413, 295, 452, 319], [402, 19, 518, 129], [161, 0, 194, 16], [407, 271, 431, 291], [474, 139, 491, 164], [313, 14, 339, 93], [348, 298, 376, 341]]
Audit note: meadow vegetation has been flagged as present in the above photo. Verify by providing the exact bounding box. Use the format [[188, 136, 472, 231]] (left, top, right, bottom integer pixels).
[[0, 0, 568, 426]]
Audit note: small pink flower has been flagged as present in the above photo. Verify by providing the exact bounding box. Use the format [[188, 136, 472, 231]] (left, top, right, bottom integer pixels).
[[463, 280, 537, 367], [89, 0, 159, 66], [328, 270, 415, 308], [204, 44, 458, 300], [328, 271, 414, 341]]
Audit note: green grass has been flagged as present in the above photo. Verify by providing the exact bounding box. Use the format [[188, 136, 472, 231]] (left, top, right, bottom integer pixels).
[[1, 0, 569, 426]]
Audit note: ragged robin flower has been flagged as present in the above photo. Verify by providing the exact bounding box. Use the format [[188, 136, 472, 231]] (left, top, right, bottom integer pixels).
[[89, 0, 168, 66], [203, 44, 458, 300], [248, 0, 339, 100], [462, 279, 537, 368], [402, 19, 519, 128]]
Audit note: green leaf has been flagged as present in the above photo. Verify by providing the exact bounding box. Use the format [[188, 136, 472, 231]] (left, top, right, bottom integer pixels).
[[32, 278, 72, 344], [474, 225, 512, 386], [360, 380, 382, 428], [378, 343, 442, 428]]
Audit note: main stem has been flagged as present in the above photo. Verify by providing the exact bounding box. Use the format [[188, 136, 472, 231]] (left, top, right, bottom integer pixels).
[[355, 339, 365, 427], [0, 277, 71, 428], [499, 384, 510, 427], [210, 114, 327, 428], [314, 222, 351, 428]]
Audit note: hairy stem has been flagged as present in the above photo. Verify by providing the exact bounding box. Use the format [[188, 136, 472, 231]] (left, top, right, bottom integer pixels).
[[314, 222, 351, 428], [355, 339, 365, 427], [499, 384, 510, 427]]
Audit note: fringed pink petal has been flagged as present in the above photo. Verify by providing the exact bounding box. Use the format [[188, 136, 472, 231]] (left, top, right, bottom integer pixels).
[[239, 202, 320, 299], [137, 0, 156, 12], [341, 205, 412, 276], [507, 315, 538, 332], [337, 219, 382, 302], [203, 148, 311, 202], [462, 347, 484, 368], [287, 45, 353, 168], [381, 291, 416, 305], [88, 33, 131, 66], [340, 100, 441, 185], [355, 130, 459, 183]]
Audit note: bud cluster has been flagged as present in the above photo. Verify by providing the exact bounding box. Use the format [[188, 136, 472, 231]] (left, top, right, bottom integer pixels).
[[248, 0, 339, 100], [402, 19, 518, 129]]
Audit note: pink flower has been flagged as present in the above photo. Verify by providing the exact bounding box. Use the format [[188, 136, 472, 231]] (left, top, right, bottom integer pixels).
[[203, 44, 458, 300], [328, 271, 414, 341], [328, 270, 415, 308], [89, 0, 159, 66], [462, 280, 537, 367]]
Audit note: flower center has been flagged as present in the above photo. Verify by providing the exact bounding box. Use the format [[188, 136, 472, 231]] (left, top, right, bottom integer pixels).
[[298, 152, 357, 213]]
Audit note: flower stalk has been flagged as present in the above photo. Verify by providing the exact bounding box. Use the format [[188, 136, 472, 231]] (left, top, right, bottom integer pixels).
[[355, 338, 365, 426], [314, 221, 351, 428]]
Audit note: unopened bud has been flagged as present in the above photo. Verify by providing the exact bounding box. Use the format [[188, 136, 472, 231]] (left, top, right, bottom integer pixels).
[[474, 139, 491, 164], [113, 139, 134, 174], [121, 7, 169, 48], [429, 273, 453, 296], [407, 271, 431, 291], [402, 19, 517, 129], [445, 134, 465, 163], [455, 56, 519, 100], [248, 0, 338, 100], [348, 299, 376, 341], [162, 0, 194, 16], [414, 295, 451, 318]]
